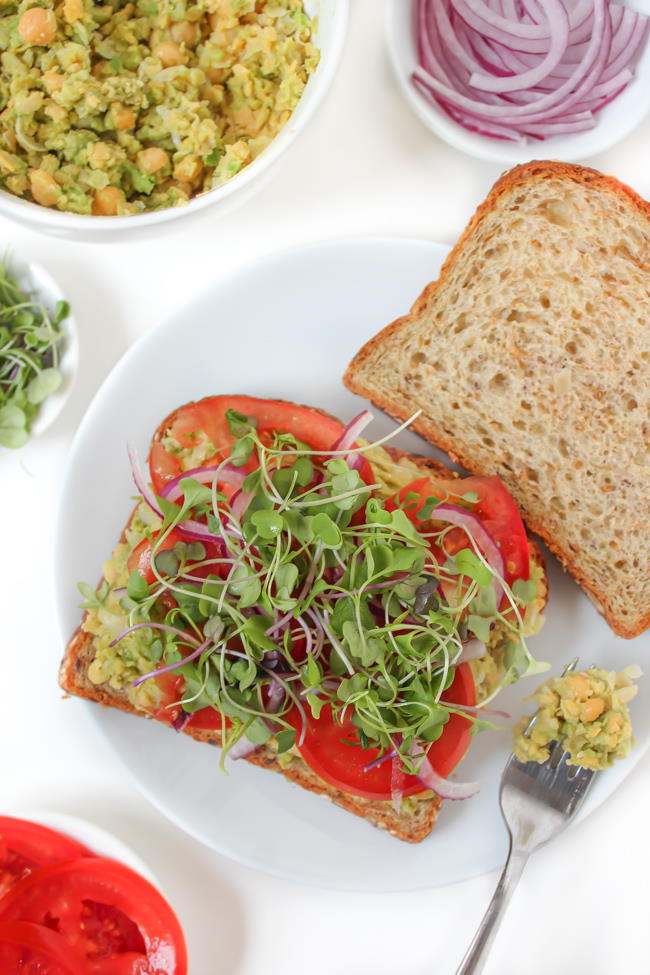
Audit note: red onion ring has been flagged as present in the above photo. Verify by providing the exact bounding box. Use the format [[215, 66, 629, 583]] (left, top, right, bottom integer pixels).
[[434, 502, 505, 606], [329, 409, 374, 471], [412, 0, 649, 142], [159, 463, 246, 503], [227, 735, 259, 760], [457, 638, 487, 663], [410, 742, 480, 800], [127, 441, 163, 518]]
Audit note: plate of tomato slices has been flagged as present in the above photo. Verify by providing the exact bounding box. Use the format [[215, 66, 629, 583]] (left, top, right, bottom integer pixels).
[[0, 813, 187, 973], [55, 237, 650, 891]]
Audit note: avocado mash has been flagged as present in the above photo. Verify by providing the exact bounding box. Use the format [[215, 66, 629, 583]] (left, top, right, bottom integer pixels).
[[0, 0, 318, 214], [513, 666, 641, 770]]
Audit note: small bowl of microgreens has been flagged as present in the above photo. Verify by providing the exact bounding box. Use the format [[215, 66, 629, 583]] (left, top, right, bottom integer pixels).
[[0, 253, 77, 449]]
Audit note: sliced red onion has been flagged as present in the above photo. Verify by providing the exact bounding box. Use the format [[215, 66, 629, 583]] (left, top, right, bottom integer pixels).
[[128, 441, 163, 518], [390, 733, 405, 813], [434, 502, 505, 606], [469, 0, 569, 91], [174, 518, 226, 544], [267, 678, 285, 713], [457, 638, 487, 663], [329, 409, 374, 471], [412, 0, 649, 142], [227, 735, 259, 760], [172, 710, 191, 733], [230, 488, 254, 521], [159, 463, 246, 503], [391, 756, 406, 814], [331, 410, 374, 452], [409, 742, 480, 800]]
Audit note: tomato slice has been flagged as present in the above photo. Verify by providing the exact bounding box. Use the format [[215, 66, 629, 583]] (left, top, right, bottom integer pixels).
[[0, 857, 187, 975], [0, 818, 93, 899], [127, 528, 226, 587], [388, 474, 530, 586], [148, 395, 374, 495], [0, 920, 88, 975], [148, 672, 224, 733], [288, 664, 475, 800]]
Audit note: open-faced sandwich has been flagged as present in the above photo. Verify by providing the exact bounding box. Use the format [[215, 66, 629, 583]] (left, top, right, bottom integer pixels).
[[60, 395, 548, 842]]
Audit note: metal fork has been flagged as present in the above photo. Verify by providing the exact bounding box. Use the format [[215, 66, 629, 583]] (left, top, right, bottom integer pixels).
[[455, 659, 597, 975]]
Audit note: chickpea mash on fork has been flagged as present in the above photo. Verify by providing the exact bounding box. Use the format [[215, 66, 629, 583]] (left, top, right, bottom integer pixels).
[[0, 0, 318, 215]]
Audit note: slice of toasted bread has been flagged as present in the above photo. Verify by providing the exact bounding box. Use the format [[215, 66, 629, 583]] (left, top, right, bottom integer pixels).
[[345, 161, 650, 639], [59, 415, 546, 844]]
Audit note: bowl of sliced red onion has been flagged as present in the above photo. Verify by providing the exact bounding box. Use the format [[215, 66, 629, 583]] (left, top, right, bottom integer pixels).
[[387, 0, 650, 164]]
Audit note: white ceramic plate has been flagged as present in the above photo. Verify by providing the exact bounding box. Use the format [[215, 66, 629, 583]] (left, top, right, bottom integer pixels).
[[54, 237, 650, 891], [3, 253, 78, 440], [386, 0, 650, 165], [7, 810, 159, 886]]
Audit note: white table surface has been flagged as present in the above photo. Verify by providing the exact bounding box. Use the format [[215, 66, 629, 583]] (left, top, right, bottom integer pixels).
[[3, 2, 650, 972]]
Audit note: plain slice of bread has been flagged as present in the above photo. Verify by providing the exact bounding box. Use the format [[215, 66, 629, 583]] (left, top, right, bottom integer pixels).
[[59, 426, 546, 845], [345, 161, 650, 639]]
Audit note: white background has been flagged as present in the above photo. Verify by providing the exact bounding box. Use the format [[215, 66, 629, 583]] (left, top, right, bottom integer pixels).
[[3, 1, 650, 972]]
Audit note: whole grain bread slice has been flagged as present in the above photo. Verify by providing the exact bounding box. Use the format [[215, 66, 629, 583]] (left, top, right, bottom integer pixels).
[[344, 161, 650, 639], [59, 430, 546, 845]]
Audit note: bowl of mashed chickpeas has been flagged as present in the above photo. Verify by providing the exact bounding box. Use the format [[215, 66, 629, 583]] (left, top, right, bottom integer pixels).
[[0, 0, 346, 235]]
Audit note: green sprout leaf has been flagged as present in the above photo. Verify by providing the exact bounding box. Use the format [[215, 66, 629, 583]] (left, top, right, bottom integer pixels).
[[250, 509, 284, 539], [455, 548, 493, 588], [512, 577, 538, 606], [127, 570, 150, 600], [26, 367, 61, 405]]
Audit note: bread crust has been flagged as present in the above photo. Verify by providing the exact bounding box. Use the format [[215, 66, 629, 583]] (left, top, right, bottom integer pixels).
[[59, 402, 546, 843], [344, 161, 650, 639]]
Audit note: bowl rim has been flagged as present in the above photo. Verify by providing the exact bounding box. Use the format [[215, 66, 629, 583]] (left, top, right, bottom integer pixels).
[[0, 0, 349, 232], [3, 251, 79, 438], [385, 0, 650, 165]]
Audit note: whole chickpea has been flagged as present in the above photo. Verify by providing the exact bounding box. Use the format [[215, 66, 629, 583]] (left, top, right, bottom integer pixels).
[[136, 146, 169, 173], [29, 168, 60, 207], [109, 102, 136, 130], [170, 21, 198, 46], [92, 185, 125, 216], [42, 69, 64, 94], [153, 41, 186, 67], [173, 155, 203, 183], [18, 7, 57, 45], [88, 142, 112, 169]]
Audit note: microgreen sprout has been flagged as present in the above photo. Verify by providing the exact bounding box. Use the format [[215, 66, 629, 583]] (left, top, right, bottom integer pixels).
[[0, 261, 69, 448], [93, 409, 545, 775]]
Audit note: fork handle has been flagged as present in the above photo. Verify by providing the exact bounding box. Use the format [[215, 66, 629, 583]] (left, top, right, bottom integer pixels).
[[455, 844, 529, 975]]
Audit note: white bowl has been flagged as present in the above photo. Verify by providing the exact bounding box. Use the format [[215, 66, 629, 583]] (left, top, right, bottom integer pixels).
[[386, 0, 650, 165], [0, 0, 347, 240], [3, 253, 79, 440], [9, 809, 160, 887]]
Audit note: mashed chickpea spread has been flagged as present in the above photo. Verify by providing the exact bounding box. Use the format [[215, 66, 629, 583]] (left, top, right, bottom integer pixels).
[[513, 666, 640, 771], [0, 0, 318, 214]]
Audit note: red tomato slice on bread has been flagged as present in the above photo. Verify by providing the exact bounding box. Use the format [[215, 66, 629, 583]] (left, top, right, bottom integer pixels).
[[388, 475, 530, 586], [287, 664, 475, 800], [148, 395, 374, 495]]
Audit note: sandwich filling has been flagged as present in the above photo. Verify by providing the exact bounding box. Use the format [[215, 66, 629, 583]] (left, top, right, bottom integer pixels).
[[79, 396, 547, 804]]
